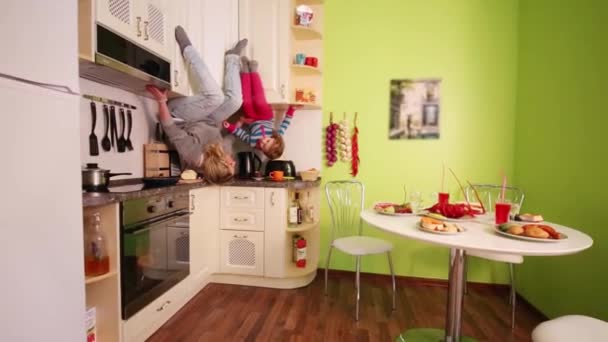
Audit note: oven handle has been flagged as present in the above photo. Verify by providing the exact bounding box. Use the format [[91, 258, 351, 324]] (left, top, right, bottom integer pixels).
[[125, 211, 192, 235]]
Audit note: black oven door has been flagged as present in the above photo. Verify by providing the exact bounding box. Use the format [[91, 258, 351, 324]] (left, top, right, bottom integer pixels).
[[121, 210, 190, 319]]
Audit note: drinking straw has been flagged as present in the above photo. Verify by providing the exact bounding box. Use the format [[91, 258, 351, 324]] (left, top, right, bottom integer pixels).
[[441, 162, 445, 192], [500, 172, 507, 203]]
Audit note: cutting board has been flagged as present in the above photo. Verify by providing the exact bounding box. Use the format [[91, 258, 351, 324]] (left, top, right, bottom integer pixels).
[[144, 143, 171, 177]]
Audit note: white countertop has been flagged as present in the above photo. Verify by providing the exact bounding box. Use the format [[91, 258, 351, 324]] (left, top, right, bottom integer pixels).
[[361, 210, 593, 256]]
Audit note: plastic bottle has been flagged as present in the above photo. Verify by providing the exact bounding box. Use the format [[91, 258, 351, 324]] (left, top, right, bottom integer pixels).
[[84, 213, 110, 277]]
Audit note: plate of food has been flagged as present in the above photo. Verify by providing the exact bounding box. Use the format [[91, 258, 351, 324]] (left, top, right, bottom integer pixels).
[[418, 217, 466, 235], [425, 202, 482, 222], [495, 223, 567, 242], [373, 202, 415, 216]]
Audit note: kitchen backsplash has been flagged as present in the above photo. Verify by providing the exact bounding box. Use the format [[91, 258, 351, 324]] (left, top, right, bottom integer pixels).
[[79, 78, 322, 178]]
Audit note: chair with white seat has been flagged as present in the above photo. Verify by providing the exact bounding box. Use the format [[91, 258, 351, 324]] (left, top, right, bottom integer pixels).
[[532, 315, 608, 341], [464, 184, 525, 330], [324, 180, 396, 321]]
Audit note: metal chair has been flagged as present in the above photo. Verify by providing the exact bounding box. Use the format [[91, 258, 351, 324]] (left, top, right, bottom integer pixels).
[[464, 183, 525, 330], [324, 180, 396, 321]]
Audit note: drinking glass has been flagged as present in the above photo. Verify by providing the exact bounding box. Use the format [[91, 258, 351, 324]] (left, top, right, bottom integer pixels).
[[408, 191, 423, 214], [495, 202, 511, 225]]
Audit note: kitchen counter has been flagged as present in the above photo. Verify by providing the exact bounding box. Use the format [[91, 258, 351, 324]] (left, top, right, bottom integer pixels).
[[82, 178, 321, 208]]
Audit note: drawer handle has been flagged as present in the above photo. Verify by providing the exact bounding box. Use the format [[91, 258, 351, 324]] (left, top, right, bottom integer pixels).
[[271, 192, 275, 206], [156, 300, 171, 312], [143, 21, 149, 40], [233, 234, 248, 239], [234, 195, 250, 200], [233, 217, 249, 223], [174, 70, 179, 87], [136, 17, 142, 37]]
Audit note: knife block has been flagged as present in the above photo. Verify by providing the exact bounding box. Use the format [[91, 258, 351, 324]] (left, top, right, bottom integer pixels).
[[144, 143, 171, 177]]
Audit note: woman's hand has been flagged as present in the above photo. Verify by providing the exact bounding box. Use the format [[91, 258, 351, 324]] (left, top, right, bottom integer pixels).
[[146, 85, 168, 102]]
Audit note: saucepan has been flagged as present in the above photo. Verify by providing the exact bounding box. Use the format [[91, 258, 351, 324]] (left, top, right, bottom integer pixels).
[[82, 163, 132, 192]]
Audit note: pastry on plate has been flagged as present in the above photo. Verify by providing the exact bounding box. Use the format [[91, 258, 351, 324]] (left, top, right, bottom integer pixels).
[[420, 217, 443, 231], [515, 213, 544, 222]]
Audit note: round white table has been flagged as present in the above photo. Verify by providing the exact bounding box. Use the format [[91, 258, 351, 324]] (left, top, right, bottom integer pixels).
[[360, 210, 593, 342]]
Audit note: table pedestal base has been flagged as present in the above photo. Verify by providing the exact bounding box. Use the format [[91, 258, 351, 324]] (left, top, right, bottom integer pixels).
[[396, 328, 477, 342]]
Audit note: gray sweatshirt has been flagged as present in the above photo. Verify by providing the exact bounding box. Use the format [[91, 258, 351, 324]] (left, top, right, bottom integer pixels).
[[161, 118, 232, 171]]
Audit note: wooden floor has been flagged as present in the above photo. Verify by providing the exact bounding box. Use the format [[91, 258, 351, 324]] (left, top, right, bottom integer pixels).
[[148, 272, 545, 341]]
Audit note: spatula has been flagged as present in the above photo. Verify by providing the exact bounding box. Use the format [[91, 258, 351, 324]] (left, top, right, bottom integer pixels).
[[89, 102, 99, 156], [117, 108, 126, 152], [101, 105, 111, 152], [126, 109, 134, 151]]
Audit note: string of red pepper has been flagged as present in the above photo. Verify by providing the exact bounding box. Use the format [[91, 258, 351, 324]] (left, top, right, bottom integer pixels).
[[351, 112, 360, 177]]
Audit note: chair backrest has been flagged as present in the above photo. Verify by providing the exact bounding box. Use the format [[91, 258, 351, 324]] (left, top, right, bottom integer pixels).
[[464, 184, 525, 215], [325, 180, 365, 242]]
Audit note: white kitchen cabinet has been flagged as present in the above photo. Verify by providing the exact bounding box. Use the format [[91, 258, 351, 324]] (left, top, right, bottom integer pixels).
[[220, 230, 264, 276], [96, 0, 138, 42], [221, 208, 265, 231], [94, 0, 172, 60], [264, 188, 288, 278], [169, 0, 191, 96], [189, 187, 220, 293], [221, 187, 265, 209], [239, 0, 290, 104], [138, 0, 172, 60]]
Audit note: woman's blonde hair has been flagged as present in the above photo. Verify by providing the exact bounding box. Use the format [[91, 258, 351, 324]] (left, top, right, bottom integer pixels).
[[201, 143, 234, 184]]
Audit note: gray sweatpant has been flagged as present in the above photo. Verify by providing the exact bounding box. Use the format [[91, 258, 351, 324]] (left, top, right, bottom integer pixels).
[[168, 46, 242, 126]]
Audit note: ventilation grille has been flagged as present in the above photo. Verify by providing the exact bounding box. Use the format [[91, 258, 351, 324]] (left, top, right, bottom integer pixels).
[[228, 238, 256, 266], [175, 235, 189, 263], [109, 0, 130, 24], [148, 4, 165, 44]]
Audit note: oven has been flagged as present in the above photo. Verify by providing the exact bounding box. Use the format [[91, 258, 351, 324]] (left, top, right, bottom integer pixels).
[[120, 191, 190, 320]]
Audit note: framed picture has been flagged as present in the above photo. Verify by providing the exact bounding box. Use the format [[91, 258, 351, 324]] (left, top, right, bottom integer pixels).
[[389, 78, 441, 139]]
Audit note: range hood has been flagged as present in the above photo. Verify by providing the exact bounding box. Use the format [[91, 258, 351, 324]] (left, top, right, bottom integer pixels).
[[79, 24, 171, 95]]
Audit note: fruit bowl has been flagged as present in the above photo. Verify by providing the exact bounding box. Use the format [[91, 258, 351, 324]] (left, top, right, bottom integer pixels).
[[300, 168, 320, 181]]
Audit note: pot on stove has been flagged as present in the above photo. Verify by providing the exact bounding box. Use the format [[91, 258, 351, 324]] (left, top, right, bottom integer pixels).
[[82, 163, 132, 192]]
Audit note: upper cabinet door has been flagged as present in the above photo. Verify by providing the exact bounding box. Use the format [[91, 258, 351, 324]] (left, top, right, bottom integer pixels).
[[96, 0, 137, 41], [169, 0, 190, 96], [138, 0, 172, 60], [239, 0, 290, 104]]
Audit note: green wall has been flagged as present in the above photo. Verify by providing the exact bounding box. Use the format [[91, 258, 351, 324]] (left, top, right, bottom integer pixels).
[[321, 0, 519, 283], [515, 0, 608, 320]]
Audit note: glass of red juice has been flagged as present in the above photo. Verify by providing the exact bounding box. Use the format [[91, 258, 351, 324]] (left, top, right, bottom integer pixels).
[[438, 192, 450, 205], [495, 202, 511, 224]]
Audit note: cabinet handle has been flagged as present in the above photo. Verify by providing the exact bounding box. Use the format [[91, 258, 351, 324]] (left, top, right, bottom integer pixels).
[[280, 84, 286, 99], [233, 217, 249, 223], [174, 70, 179, 87], [234, 195, 249, 200], [190, 194, 195, 211], [233, 234, 248, 239], [144, 21, 149, 40], [270, 192, 276, 206], [156, 300, 171, 312], [136, 17, 142, 37]]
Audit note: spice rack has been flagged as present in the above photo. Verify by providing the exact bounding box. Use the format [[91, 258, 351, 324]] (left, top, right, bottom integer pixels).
[[289, 0, 324, 109]]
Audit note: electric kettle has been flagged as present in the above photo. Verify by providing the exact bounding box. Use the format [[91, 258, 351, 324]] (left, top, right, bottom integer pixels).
[[237, 152, 262, 179]]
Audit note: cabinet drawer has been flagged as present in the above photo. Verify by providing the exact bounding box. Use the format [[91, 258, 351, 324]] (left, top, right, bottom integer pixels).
[[221, 187, 265, 209], [220, 230, 264, 276], [221, 208, 265, 231], [122, 278, 190, 342]]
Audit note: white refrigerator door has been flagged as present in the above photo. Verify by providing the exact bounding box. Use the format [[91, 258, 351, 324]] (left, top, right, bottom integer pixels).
[[0, 0, 78, 90], [0, 78, 85, 342]]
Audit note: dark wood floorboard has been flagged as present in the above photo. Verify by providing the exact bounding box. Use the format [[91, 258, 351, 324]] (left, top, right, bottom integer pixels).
[[147, 273, 545, 342]]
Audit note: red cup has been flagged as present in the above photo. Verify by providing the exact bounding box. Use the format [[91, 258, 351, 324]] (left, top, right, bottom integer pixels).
[[304, 57, 314, 66], [311, 57, 318, 67], [438, 192, 450, 205], [495, 202, 511, 224]]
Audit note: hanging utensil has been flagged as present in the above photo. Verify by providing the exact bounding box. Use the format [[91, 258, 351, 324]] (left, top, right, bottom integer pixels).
[[126, 109, 134, 151], [117, 108, 126, 152], [101, 105, 111, 152], [110, 106, 118, 151], [88, 102, 99, 156]]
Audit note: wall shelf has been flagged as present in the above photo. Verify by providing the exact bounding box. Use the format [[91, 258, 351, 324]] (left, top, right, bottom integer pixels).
[[270, 102, 321, 110], [85, 271, 117, 285], [291, 25, 323, 40], [291, 64, 322, 75], [296, 0, 324, 4], [286, 222, 319, 233]]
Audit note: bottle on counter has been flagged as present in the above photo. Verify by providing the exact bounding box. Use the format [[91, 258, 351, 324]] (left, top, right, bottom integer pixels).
[[289, 192, 301, 227], [296, 192, 303, 224], [84, 212, 110, 277]]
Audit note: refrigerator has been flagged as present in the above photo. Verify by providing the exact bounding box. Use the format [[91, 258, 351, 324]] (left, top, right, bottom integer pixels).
[[0, 1, 86, 341]]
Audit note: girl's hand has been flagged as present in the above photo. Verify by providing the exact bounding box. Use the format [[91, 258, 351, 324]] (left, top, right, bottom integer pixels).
[[146, 85, 168, 102]]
